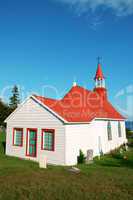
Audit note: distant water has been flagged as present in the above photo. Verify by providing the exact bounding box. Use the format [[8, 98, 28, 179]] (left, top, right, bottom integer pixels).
[[126, 121, 133, 131]]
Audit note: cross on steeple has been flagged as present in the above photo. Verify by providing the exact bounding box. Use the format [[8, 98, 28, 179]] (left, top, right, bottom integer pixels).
[[97, 56, 102, 64]]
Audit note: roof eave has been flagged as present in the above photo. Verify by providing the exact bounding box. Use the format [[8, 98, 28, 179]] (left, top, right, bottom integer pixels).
[[95, 117, 126, 121]]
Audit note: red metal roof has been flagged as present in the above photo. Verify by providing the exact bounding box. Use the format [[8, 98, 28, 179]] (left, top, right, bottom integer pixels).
[[94, 63, 105, 80], [34, 85, 125, 123]]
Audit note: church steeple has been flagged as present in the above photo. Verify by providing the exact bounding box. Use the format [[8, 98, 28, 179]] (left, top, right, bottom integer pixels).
[[94, 57, 105, 88], [94, 58, 107, 101]]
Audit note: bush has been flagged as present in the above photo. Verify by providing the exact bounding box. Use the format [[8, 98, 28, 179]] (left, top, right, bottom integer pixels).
[[128, 138, 133, 147], [77, 150, 86, 164], [126, 129, 133, 138], [0, 132, 6, 154], [110, 149, 123, 159], [110, 144, 128, 160]]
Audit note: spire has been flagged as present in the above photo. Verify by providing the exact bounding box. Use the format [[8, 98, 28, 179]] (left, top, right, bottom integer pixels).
[[94, 57, 106, 88], [94, 57, 105, 80]]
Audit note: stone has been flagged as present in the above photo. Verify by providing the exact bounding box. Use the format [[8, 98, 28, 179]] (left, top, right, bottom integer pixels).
[[68, 167, 80, 174], [39, 155, 47, 168], [86, 149, 93, 164]]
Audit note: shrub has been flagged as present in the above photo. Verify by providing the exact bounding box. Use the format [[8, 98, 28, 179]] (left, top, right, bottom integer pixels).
[[110, 148, 123, 159], [126, 129, 133, 138], [110, 144, 128, 159], [128, 138, 133, 147], [77, 150, 86, 164]]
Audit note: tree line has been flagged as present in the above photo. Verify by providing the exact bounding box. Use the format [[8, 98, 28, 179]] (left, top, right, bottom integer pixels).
[[0, 85, 20, 126]]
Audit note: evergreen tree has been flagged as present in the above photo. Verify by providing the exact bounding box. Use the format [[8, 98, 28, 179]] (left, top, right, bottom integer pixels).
[[0, 99, 12, 126], [9, 85, 20, 110]]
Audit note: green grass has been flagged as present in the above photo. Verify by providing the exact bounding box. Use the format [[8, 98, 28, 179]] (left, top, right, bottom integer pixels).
[[0, 132, 133, 200]]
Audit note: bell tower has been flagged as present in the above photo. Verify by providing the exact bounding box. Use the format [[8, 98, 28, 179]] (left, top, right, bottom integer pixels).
[[94, 57, 105, 88], [94, 58, 107, 100]]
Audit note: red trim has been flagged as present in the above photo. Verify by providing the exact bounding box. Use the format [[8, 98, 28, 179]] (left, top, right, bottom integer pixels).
[[41, 129, 55, 151], [26, 128, 37, 157], [12, 128, 23, 147]]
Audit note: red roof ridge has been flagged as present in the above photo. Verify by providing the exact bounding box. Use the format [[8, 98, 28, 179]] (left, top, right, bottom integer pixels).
[[33, 94, 58, 102], [63, 85, 91, 98]]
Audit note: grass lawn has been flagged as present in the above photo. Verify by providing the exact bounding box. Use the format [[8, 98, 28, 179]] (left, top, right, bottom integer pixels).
[[0, 133, 133, 200]]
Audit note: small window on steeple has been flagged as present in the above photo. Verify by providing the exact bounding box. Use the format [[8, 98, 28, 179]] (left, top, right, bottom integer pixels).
[[107, 121, 112, 141]]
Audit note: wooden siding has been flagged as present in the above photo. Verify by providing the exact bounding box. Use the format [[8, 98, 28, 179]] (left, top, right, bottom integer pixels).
[[6, 97, 65, 165], [65, 120, 127, 165]]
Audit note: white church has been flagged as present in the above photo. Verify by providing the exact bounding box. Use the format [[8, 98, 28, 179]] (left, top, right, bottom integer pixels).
[[5, 62, 127, 165]]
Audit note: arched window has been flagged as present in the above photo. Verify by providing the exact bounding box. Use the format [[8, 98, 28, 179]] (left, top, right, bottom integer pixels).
[[118, 121, 122, 137], [107, 121, 112, 141]]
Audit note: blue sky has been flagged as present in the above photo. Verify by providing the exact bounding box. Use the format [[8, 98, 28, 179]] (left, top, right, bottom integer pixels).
[[0, 0, 133, 119]]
